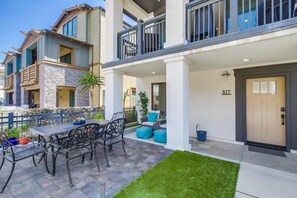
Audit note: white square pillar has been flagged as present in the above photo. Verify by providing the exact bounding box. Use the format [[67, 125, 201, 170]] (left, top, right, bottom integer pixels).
[[104, 69, 124, 120], [164, 0, 189, 48], [105, 0, 123, 62], [165, 56, 191, 151]]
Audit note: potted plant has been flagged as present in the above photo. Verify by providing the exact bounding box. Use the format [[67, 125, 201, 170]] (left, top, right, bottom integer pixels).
[[137, 91, 149, 123], [19, 135, 30, 145], [6, 128, 20, 145]]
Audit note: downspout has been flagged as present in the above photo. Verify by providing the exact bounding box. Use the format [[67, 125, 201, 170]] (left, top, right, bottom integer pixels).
[[86, 7, 93, 72], [98, 7, 102, 106]]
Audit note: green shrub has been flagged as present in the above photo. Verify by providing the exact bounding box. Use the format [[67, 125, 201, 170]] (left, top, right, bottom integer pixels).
[[7, 128, 20, 138], [20, 125, 30, 132], [94, 113, 104, 120]]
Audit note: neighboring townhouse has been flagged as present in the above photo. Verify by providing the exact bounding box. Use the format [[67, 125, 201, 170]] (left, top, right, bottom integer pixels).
[[103, 0, 297, 153], [51, 4, 137, 108], [0, 65, 5, 104], [2, 52, 22, 106], [18, 29, 91, 109]]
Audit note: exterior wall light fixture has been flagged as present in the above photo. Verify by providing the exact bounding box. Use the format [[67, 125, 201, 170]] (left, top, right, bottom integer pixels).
[[221, 71, 231, 80]]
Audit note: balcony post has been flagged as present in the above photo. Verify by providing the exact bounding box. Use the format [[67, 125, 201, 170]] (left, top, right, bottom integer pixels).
[[229, 0, 238, 33], [165, 56, 191, 151], [136, 20, 143, 56], [104, 69, 124, 120], [165, 0, 189, 48], [106, 0, 124, 62]]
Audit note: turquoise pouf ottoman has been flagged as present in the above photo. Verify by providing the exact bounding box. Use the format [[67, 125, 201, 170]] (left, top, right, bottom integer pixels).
[[136, 126, 153, 139], [154, 129, 167, 143]]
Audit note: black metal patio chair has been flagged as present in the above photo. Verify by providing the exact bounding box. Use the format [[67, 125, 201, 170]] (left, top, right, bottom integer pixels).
[[0, 132, 49, 193], [111, 112, 125, 120], [97, 118, 127, 167], [50, 123, 102, 187], [64, 112, 85, 123], [36, 114, 68, 144]]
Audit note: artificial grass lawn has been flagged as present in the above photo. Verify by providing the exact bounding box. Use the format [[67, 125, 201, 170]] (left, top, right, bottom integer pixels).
[[114, 151, 239, 198]]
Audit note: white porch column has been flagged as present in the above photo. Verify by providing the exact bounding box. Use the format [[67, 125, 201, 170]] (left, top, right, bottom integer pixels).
[[165, 56, 191, 151], [105, 0, 123, 62], [164, 0, 189, 48], [104, 69, 123, 120]]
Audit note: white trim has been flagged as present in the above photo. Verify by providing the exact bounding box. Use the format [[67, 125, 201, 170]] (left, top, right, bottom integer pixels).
[[164, 55, 191, 64], [188, 150, 240, 164], [290, 149, 297, 154], [125, 134, 165, 147], [165, 144, 192, 151], [190, 135, 245, 145], [103, 68, 125, 75], [163, 38, 188, 49]]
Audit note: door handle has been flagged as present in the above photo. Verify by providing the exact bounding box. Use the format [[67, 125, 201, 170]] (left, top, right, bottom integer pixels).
[[281, 114, 285, 125]]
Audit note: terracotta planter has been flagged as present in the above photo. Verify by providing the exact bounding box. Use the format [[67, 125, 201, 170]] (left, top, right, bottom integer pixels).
[[19, 137, 29, 145]]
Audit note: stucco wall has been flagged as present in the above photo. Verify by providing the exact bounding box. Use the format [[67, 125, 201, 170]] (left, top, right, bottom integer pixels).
[[135, 68, 236, 142], [136, 75, 166, 113], [39, 63, 89, 108], [189, 68, 235, 142]]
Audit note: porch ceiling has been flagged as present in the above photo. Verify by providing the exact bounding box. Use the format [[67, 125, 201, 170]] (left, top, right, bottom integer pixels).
[[114, 59, 166, 77], [112, 29, 297, 78], [132, 0, 165, 13], [187, 32, 297, 71]]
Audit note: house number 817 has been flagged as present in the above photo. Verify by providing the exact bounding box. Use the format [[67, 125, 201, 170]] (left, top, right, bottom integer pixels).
[[222, 90, 232, 95]]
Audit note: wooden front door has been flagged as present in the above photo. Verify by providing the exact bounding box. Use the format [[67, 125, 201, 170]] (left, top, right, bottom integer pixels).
[[246, 77, 286, 147]]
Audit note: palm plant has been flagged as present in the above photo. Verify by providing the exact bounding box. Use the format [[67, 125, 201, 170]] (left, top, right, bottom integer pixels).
[[77, 72, 104, 107]]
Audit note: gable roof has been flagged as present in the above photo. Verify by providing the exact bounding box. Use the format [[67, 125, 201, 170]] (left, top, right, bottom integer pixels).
[[1, 51, 18, 64], [51, 4, 105, 31], [18, 29, 93, 52]]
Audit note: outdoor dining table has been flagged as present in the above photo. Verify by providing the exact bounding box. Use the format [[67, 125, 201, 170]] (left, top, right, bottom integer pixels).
[[29, 119, 109, 175], [30, 119, 109, 137]]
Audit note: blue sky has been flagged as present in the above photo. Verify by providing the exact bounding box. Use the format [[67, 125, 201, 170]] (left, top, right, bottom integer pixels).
[[0, 0, 105, 62]]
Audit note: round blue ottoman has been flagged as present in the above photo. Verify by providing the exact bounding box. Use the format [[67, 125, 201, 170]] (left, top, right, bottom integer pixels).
[[136, 126, 153, 139], [154, 129, 167, 143]]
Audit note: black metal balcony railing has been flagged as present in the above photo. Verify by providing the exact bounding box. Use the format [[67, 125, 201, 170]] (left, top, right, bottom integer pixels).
[[116, 1, 297, 60], [186, 0, 297, 43], [118, 14, 166, 60]]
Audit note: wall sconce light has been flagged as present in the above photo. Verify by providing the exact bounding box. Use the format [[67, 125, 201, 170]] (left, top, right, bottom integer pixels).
[[221, 71, 231, 81]]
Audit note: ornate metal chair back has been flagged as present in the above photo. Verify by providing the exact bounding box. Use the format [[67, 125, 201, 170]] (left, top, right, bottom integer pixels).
[[66, 123, 100, 150], [0, 132, 14, 154], [111, 112, 125, 121], [104, 118, 126, 138], [36, 115, 62, 127], [65, 112, 85, 123]]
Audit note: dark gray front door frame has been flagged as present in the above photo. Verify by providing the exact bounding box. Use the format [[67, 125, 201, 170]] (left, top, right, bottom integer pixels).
[[234, 65, 294, 151]]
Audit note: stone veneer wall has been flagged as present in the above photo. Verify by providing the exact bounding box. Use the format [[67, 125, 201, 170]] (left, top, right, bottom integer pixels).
[[21, 87, 29, 107], [39, 63, 89, 109], [14, 73, 21, 106]]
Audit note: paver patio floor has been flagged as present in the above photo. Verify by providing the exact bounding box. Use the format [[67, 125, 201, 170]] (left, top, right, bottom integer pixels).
[[0, 139, 172, 198]]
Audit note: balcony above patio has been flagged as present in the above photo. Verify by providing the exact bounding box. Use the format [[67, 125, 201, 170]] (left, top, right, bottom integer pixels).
[[103, 0, 297, 69], [21, 62, 39, 87], [118, 14, 166, 60], [3, 74, 13, 91]]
